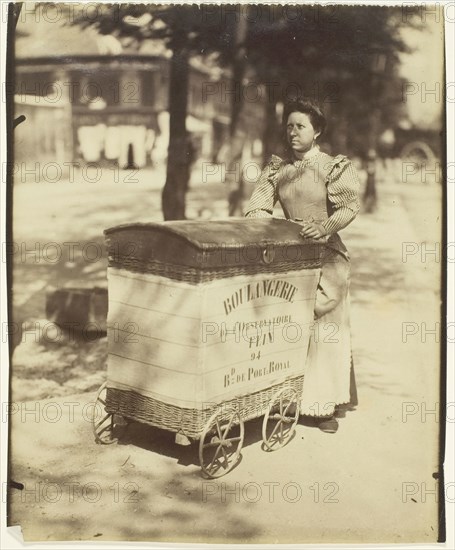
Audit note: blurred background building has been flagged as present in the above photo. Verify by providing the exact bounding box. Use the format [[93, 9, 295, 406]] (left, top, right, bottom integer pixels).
[[14, 5, 267, 171]]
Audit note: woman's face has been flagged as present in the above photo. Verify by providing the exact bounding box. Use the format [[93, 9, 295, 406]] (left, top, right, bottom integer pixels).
[[286, 112, 320, 154]]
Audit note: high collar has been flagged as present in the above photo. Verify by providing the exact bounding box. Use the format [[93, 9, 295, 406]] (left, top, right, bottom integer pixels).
[[292, 145, 320, 163]]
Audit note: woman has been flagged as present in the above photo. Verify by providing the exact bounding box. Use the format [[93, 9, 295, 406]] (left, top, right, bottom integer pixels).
[[245, 99, 360, 433]]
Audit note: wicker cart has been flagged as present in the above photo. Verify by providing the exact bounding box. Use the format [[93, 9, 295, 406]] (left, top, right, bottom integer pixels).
[[92, 218, 323, 477]]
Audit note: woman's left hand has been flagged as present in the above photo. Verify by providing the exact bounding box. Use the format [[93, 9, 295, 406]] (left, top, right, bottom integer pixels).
[[299, 222, 327, 240]]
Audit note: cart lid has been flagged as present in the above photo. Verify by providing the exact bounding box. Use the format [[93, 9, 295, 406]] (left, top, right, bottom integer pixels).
[[104, 218, 323, 279], [105, 218, 317, 248]]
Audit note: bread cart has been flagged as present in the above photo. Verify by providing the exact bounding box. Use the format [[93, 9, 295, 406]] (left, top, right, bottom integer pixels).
[[92, 218, 323, 478]]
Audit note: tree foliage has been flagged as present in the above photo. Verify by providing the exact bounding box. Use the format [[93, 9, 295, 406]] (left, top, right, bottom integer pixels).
[[70, 3, 421, 217], [243, 5, 415, 157], [72, 4, 237, 220]]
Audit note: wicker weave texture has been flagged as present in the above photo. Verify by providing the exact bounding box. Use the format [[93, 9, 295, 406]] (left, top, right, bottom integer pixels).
[[107, 255, 321, 283], [106, 375, 304, 439]]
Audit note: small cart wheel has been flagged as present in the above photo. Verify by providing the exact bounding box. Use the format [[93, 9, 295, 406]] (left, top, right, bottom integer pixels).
[[91, 382, 128, 445], [262, 387, 299, 451], [199, 407, 244, 478]]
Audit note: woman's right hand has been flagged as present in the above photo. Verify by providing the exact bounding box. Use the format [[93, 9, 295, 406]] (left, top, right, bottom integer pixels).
[[299, 222, 327, 240]]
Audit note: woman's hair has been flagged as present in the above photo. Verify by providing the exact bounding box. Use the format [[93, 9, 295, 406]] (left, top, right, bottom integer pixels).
[[282, 99, 327, 137]]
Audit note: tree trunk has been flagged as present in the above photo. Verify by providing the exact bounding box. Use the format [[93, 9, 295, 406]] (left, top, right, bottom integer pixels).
[[262, 97, 279, 164], [229, 25, 247, 140], [363, 70, 381, 213], [226, 16, 249, 217], [162, 44, 190, 220]]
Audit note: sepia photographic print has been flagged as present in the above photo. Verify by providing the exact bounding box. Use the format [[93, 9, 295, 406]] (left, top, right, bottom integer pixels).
[[0, 0, 453, 547]]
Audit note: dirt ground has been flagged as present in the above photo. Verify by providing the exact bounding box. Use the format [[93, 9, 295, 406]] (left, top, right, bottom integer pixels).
[[6, 165, 445, 544]]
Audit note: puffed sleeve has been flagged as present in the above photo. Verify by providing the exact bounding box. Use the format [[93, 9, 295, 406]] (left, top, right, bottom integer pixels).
[[245, 155, 283, 218], [322, 155, 361, 234]]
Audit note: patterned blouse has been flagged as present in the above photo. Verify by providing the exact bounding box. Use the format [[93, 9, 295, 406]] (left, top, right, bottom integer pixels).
[[245, 149, 360, 236]]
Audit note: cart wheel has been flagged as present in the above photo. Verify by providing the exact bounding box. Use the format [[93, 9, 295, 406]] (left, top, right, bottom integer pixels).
[[199, 407, 244, 478], [91, 382, 128, 445], [262, 387, 299, 451]]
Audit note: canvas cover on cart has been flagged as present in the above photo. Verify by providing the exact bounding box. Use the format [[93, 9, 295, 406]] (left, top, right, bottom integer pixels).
[[104, 219, 322, 410]]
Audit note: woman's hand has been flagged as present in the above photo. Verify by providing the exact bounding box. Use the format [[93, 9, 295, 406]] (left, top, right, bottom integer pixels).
[[299, 222, 327, 240]]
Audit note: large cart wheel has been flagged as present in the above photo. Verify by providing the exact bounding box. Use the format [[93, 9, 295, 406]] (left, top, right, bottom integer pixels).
[[199, 407, 244, 478], [91, 382, 128, 445], [262, 387, 299, 451]]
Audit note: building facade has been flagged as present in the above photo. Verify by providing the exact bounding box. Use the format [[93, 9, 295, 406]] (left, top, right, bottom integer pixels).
[[15, 46, 267, 173]]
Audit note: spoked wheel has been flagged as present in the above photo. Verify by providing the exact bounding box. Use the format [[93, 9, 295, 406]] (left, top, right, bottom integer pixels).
[[91, 382, 128, 445], [199, 407, 244, 478], [262, 387, 299, 451]]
